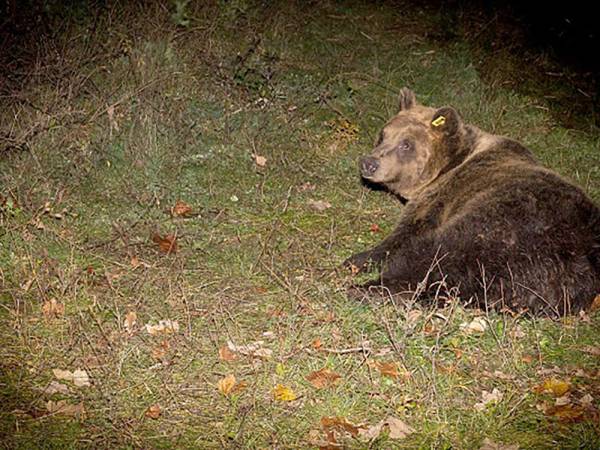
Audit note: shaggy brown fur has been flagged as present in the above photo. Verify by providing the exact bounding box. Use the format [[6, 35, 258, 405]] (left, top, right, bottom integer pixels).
[[345, 88, 600, 317]]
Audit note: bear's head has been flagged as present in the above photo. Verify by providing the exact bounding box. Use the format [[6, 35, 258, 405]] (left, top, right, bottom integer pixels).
[[359, 88, 468, 200]]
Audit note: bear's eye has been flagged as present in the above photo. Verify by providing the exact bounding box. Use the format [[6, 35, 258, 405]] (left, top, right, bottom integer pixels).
[[397, 139, 412, 152], [375, 131, 384, 147]]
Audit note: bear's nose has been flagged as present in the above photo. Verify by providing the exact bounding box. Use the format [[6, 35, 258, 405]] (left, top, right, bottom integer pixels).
[[360, 157, 379, 177]]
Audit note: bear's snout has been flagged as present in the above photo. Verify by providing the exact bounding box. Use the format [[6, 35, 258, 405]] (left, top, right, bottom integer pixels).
[[360, 156, 379, 178]]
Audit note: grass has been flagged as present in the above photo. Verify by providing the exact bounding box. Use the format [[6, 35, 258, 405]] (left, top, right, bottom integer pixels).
[[1, 1, 599, 448]]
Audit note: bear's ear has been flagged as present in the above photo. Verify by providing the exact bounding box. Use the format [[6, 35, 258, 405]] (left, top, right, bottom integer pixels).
[[398, 87, 416, 111], [430, 107, 461, 135]]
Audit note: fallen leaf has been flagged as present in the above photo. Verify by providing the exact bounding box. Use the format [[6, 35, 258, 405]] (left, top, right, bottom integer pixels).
[[42, 298, 65, 318], [358, 416, 414, 441], [124, 311, 137, 334], [358, 421, 385, 441], [52, 369, 73, 381], [308, 199, 331, 212], [479, 437, 520, 450], [52, 368, 90, 387], [580, 393, 594, 406], [72, 369, 90, 387], [40, 381, 70, 395], [152, 233, 178, 254], [151, 339, 171, 360], [386, 416, 415, 439], [171, 200, 193, 217], [533, 378, 570, 397], [306, 429, 332, 449], [370, 361, 400, 379], [273, 384, 297, 401], [227, 340, 272, 359], [232, 380, 248, 394], [544, 404, 585, 422], [219, 345, 237, 361], [369, 223, 381, 233], [218, 374, 237, 396], [321, 416, 360, 437], [475, 388, 503, 411], [252, 153, 267, 167], [145, 319, 179, 335], [460, 317, 488, 334], [312, 338, 323, 349], [130, 255, 141, 269], [46, 400, 86, 419], [145, 403, 161, 419], [306, 368, 341, 389], [555, 395, 571, 406]]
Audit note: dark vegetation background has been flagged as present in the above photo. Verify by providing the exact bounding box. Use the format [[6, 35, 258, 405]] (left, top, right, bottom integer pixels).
[[2, 0, 599, 132]]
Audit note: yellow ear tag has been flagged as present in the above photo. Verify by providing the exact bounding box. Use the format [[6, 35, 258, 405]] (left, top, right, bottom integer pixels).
[[431, 115, 446, 127]]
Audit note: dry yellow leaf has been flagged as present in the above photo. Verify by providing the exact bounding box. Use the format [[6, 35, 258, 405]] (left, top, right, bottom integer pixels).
[[534, 378, 571, 397], [218, 374, 237, 396], [273, 384, 297, 401]]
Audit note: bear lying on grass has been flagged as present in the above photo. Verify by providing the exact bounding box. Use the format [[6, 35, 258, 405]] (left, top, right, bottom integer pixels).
[[345, 88, 600, 317]]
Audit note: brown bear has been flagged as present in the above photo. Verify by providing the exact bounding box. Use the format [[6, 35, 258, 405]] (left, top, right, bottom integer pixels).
[[345, 88, 600, 317]]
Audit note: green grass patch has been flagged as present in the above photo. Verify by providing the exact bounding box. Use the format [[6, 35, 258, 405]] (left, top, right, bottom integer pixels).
[[1, 1, 599, 448]]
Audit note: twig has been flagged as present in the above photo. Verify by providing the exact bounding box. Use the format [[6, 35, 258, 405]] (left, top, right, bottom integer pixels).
[[322, 345, 371, 355]]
